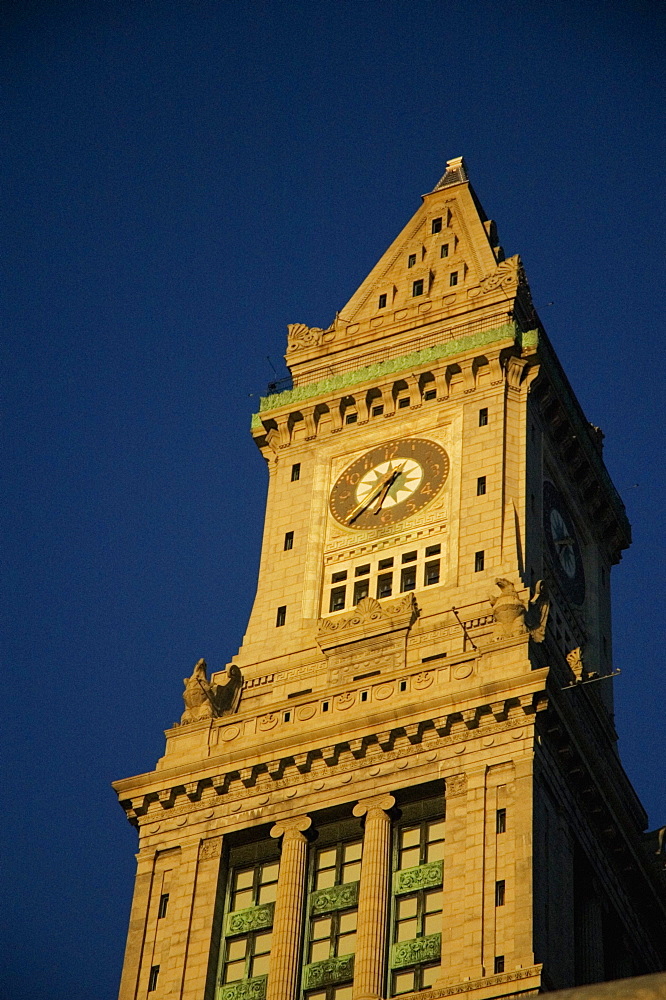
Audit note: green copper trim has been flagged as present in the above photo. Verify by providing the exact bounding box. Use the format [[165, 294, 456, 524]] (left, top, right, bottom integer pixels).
[[303, 954, 355, 989], [225, 902, 274, 936], [390, 933, 442, 970], [251, 321, 520, 428], [393, 860, 443, 896], [217, 975, 267, 1000], [310, 880, 359, 914]]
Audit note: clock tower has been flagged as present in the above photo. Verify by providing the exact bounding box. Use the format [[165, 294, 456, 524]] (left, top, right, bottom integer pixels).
[[114, 159, 666, 1000]]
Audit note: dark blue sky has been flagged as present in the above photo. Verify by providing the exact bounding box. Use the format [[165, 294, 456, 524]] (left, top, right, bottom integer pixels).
[[3, 3, 665, 998]]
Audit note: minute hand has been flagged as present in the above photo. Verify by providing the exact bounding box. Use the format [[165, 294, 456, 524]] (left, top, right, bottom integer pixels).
[[347, 469, 399, 524], [372, 470, 402, 514]]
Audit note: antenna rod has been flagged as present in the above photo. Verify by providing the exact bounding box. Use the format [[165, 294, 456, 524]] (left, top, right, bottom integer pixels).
[[451, 606, 477, 651]]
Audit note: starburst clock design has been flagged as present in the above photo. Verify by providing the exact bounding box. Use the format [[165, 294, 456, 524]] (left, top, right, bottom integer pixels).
[[543, 479, 586, 605], [329, 438, 450, 530]]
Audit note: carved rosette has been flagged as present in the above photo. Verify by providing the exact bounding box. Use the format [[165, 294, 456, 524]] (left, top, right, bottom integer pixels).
[[393, 860, 443, 895], [302, 955, 355, 989], [391, 932, 441, 969], [310, 881, 359, 915]]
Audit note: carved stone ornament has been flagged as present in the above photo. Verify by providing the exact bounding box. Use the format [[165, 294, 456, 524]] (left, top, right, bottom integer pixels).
[[489, 578, 550, 642], [391, 932, 441, 970], [445, 773, 467, 797], [226, 902, 274, 936], [478, 255, 523, 296], [217, 975, 267, 1000], [317, 593, 418, 652], [286, 322, 334, 354], [394, 860, 443, 895], [180, 658, 243, 725], [303, 955, 355, 989], [310, 881, 359, 915], [199, 837, 222, 861], [566, 646, 598, 684]]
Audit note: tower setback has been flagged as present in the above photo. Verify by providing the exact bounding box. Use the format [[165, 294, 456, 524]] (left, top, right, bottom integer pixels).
[[114, 159, 666, 1000]]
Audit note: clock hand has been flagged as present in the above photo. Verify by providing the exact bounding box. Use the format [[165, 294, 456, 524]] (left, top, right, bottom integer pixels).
[[371, 468, 403, 515], [346, 468, 400, 524]]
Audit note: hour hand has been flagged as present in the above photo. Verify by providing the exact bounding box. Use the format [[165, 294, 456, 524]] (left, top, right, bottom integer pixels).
[[346, 470, 396, 524]]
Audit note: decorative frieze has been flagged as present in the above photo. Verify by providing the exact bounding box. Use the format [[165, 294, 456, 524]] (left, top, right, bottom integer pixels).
[[391, 932, 442, 969], [302, 955, 355, 989], [310, 881, 359, 915], [217, 975, 267, 1000], [394, 860, 443, 895], [225, 902, 275, 935]]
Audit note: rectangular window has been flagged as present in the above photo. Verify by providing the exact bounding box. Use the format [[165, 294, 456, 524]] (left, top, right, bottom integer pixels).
[[291, 463, 301, 481], [276, 605, 286, 627], [412, 279, 424, 297], [360, 690, 368, 702], [424, 388, 436, 400], [148, 966, 160, 992], [397, 396, 410, 409], [496, 809, 506, 834], [408, 253, 417, 268], [479, 407, 488, 426], [378, 557, 394, 569], [495, 880, 505, 907], [284, 531, 294, 551], [372, 404, 384, 416], [474, 551, 485, 572], [355, 564, 370, 577], [377, 573, 393, 599], [494, 956, 505, 974], [217, 845, 280, 989], [477, 476, 486, 496], [425, 544, 441, 557], [330, 587, 346, 613], [353, 579, 370, 604], [431, 217, 442, 234], [402, 551, 417, 563], [400, 566, 416, 592], [345, 412, 358, 424], [332, 570, 347, 582], [378, 293, 387, 308], [440, 243, 449, 258], [424, 560, 440, 586], [449, 271, 458, 287], [158, 893, 169, 919]]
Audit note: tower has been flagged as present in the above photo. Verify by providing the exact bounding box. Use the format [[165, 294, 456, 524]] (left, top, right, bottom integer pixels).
[[114, 159, 666, 1000]]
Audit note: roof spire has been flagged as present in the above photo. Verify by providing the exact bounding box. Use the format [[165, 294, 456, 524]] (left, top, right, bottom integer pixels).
[[432, 156, 468, 191]]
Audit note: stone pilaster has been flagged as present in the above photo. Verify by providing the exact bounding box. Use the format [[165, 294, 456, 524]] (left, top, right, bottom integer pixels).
[[352, 794, 396, 1000], [267, 815, 312, 1000], [117, 850, 156, 1000]]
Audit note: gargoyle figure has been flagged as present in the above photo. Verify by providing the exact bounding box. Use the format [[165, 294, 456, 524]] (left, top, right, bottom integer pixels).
[[181, 658, 243, 724], [490, 578, 550, 642]]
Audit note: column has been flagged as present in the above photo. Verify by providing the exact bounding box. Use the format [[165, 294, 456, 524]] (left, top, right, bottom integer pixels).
[[267, 815, 312, 1000], [352, 794, 395, 1000], [117, 850, 155, 1000]]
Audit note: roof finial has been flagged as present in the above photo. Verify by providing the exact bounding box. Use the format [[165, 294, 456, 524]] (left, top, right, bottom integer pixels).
[[432, 156, 468, 191]]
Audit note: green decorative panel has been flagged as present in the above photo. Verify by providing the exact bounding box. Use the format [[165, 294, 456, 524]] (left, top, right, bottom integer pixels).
[[303, 955, 355, 989], [218, 975, 267, 1000], [390, 933, 441, 970], [393, 861, 443, 896], [310, 880, 359, 915], [225, 902, 275, 936]]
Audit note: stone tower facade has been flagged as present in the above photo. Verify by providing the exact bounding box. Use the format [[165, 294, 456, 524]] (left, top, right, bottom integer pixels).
[[114, 159, 666, 1000]]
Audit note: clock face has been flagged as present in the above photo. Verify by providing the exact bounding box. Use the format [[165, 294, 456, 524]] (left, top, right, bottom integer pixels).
[[543, 480, 585, 604], [330, 438, 449, 530]]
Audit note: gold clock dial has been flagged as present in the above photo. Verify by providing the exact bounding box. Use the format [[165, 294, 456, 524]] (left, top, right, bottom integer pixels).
[[330, 438, 449, 530]]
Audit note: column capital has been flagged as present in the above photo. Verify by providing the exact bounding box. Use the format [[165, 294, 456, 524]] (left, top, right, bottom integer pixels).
[[353, 793, 395, 818], [270, 814, 312, 841]]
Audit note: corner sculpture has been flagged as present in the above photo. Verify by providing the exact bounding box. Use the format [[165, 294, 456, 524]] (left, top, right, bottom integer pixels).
[[490, 578, 550, 642], [180, 658, 243, 724]]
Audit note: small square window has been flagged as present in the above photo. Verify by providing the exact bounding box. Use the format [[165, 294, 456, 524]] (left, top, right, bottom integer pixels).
[[495, 880, 505, 906], [401, 566, 416, 592], [158, 893, 169, 919], [412, 279, 424, 297], [494, 956, 505, 974], [353, 579, 370, 604], [372, 404, 384, 416], [425, 544, 441, 557], [378, 557, 394, 569], [475, 551, 485, 572], [332, 570, 347, 583], [276, 605, 287, 627], [291, 463, 301, 481], [477, 476, 487, 496], [479, 407, 488, 426], [440, 243, 449, 258], [449, 271, 458, 287], [432, 217, 443, 234], [148, 966, 160, 992], [496, 808, 506, 834], [425, 560, 440, 586], [360, 690, 368, 702], [399, 680, 407, 692], [408, 253, 417, 268], [283, 710, 291, 722], [424, 388, 436, 401], [345, 412, 358, 424], [322, 701, 329, 712], [329, 587, 346, 612], [398, 396, 410, 409], [378, 293, 387, 309], [355, 564, 370, 577], [376, 573, 393, 599], [402, 551, 417, 563], [284, 531, 294, 550]]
